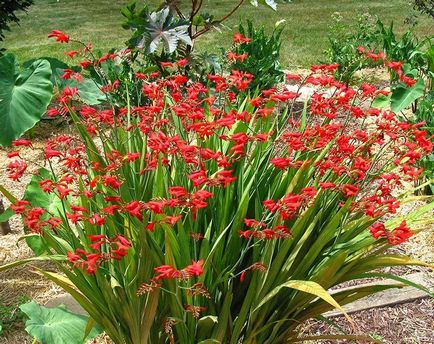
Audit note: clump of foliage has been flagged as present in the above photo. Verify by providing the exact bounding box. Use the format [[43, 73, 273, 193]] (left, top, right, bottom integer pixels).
[[326, 13, 434, 193], [0, 295, 30, 336], [325, 12, 382, 84], [413, 0, 434, 18], [227, 20, 285, 91], [121, 0, 277, 57], [1, 31, 433, 344], [0, 0, 33, 43]]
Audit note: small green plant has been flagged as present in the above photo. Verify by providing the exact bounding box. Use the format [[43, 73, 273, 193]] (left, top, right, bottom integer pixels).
[[325, 12, 382, 84], [227, 20, 285, 91], [121, 0, 277, 58], [0, 295, 30, 336]]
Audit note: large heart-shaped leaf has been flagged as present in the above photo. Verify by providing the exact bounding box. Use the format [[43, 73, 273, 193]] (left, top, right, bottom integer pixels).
[[23, 168, 63, 255], [0, 54, 53, 146], [65, 78, 106, 106], [24, 168, 63, 216], [391, 78, 425, 113], [20, 302, 101, 344], [23, 57, 72, 87]]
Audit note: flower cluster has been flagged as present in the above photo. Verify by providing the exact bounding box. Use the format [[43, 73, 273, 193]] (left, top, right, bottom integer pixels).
[[67, 235, 131, 274], [3, 30, 433, 343]]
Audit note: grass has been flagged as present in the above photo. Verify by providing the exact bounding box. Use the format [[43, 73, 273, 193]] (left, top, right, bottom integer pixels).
[[0, 294, 30, 336], [2, 0, 433, 68]]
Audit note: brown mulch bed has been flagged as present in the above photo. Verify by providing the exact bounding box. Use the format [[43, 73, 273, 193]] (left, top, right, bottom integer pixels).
[[300, 298, 434, 344]]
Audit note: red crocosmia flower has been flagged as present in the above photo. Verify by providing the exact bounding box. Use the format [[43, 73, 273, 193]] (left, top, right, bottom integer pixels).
[[135, 72, 146, 80], [183, 259, 204, 277], [341, 184, 359, 198], [215, 170, 237, 187], [46, 108, 60, 117], [233, 32, 252, 43], [154, 265, 180, 280], [145, 200, 166, 214], [48, 30, 69, 43], [6, 160, 27, 181], [160, 61, 173, 68], [56, 186, 74, 199], [244, 218, 265, 228], [79, 60, 93, 69], [67, 251, 81, 263], [228, 52, 248, 62], [188, 170, 208, 187], [60, 69, 74, 79], [66, 212, 83, 224], [163, 215, 182, 226], [239, 230, 253, 239], [176, 58, 188, 67], [23, 207, 46, 234], [319, 182, 336, 189], [7, 152, 20, 158], [124, 152, 141, 162], [70, 203, 88, 215], [65, 50, 78, 58], [263, 199, 278, 212], [10, 200, 30, 214], [88, 234, 107, 242], [184, 304, 207, 318], [84, 253, 101, 274], [257, 228, 276, 240], [302, 186, 317, 198], [146, 222, 156, 232], [124, 201, 144, 220], [39, 179, 55, 193], [111, 235, 131, 260], [194, 190, 213, 200], [88, 213, 105, 226], [271, 157, 292, 170], [370, 223, 386, 239], [389, 220, 412, 245], [102, 205, 119, 215], [169, 186, 189, 198], [104, 196, 121, 203], [102, 175, 123, 189], [12, 139, 32, 147], [286, 73, 301, 82]]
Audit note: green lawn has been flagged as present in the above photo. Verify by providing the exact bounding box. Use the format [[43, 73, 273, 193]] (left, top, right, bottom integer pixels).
[[2, 0, 433, 68]]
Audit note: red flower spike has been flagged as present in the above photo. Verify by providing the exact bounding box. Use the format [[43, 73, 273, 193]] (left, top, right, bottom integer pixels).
[[6, 160, 27, 181], [10, 200, 30, 214], [233, 32, 252, 44], [12, 139, 32, 147], [48, 30, 69, 43], [182, 259, 204, 277], [124, 201, 144, 221]]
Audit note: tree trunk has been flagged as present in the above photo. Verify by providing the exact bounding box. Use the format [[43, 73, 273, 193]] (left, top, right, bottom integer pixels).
[[0, 197, 11, 235]]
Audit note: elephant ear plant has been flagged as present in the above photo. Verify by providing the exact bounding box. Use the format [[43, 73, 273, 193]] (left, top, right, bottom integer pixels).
[[0, 54, 53, 146], [1, 31, 434, 344]]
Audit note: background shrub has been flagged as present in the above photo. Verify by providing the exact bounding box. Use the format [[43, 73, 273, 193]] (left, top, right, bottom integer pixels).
[[0, 0, 33, 42]]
